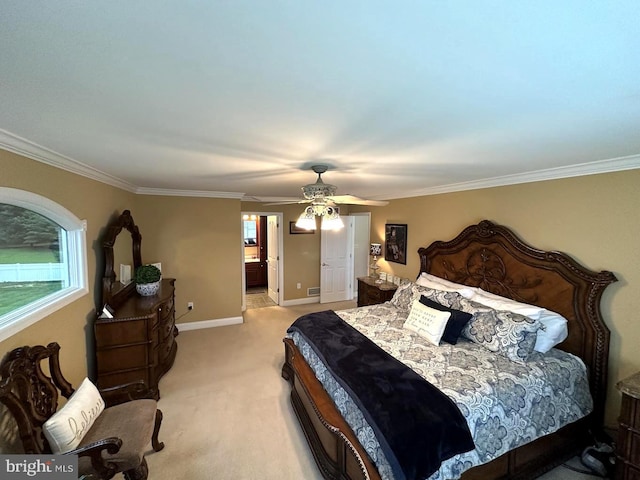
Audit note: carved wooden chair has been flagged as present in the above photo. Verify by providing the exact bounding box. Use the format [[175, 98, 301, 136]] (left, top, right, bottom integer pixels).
[[0, 342, 164, 480]]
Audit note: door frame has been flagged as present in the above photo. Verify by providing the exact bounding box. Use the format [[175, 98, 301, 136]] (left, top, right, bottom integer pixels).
[[240, 211, 284, 311], [350, 212, 371, 297]]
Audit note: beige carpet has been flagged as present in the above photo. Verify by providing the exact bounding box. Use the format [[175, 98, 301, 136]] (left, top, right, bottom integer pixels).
[[125, 300, 601, 480]]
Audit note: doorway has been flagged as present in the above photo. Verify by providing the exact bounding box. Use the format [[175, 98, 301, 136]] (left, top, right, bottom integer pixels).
[[241, 212, 283, 310]]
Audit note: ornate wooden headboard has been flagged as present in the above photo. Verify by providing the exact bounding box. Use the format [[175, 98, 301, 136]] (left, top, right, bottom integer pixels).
[[418, 220, 617, 429]]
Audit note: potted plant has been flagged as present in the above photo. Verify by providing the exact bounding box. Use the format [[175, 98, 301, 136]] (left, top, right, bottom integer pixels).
[[134, 264, 162, 296]]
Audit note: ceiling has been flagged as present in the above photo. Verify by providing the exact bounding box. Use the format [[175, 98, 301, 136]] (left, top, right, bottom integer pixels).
[[1, 1, 639, 202]]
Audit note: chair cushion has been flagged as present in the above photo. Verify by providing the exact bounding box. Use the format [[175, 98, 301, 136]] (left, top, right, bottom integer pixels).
[[77, 399, 157, 475]]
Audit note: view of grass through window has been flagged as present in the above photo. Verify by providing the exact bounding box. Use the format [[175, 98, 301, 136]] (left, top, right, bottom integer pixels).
[[0, 204, 65, 317]]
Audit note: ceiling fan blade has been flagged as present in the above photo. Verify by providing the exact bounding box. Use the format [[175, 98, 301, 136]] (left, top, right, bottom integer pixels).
[[329, 195, 389, 206], [262, 199, 311, 206]]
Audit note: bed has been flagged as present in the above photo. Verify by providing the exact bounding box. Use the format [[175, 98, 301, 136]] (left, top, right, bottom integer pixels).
[[281, 220, 617, 480]]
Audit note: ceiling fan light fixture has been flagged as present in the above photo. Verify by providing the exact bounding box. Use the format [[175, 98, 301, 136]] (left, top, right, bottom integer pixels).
[[295, 206, 317, 230], [320, 206, 344, 231]]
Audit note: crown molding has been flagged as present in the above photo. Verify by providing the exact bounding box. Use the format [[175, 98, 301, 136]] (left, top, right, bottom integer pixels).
[[0, 128, 138, 192], [2, 128, 638, 201], [136, 187, 246, 199], [0, 129, 247, 199], [392, 153, 640, 199]]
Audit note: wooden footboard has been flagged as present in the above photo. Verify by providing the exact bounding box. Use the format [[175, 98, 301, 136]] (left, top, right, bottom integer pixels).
[[283, 338, 588, 480], [283, 338, 381, 480]]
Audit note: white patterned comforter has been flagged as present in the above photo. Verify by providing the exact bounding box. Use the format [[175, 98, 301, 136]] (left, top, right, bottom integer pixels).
[[289, 303, 592, 480]]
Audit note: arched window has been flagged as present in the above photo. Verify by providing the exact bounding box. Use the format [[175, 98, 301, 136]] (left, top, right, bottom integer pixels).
[[0, 188, 88, 341]]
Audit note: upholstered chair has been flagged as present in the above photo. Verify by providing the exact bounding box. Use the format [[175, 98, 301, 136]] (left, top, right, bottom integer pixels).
[[0, 342, 164, 480]]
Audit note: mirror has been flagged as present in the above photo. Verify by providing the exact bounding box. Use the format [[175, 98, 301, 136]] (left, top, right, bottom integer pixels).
[[102, 210, 142, 308], [243, 218, 257, 246]]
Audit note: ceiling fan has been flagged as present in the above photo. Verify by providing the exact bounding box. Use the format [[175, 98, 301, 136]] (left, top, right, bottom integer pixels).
[[265, 165, 389, 207]]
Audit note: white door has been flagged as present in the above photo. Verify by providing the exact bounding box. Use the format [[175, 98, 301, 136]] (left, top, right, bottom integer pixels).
[[267, 215, 279, 304], [320, 216, 354, 303]]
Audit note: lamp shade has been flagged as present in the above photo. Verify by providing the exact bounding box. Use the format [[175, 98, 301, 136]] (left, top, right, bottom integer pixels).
[[370, 243, 382, 256], [319, 206, 344, 230], [295, 207, 316, 230]]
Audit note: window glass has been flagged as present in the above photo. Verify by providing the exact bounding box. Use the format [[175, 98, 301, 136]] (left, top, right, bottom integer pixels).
[[243, 217, 257, 245], [0, 188, 87, 341], [0, 204, 67, 316]]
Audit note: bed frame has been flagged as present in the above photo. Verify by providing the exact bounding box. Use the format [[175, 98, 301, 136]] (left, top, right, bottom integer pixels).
[[282, 220, 617, 480]]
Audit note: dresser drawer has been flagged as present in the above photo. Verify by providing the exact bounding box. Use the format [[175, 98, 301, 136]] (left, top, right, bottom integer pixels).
[[621, 394, 640, 429], [95, 317, 151, 347], [96, 343, 151, 374], [357, 277, 397, 307], [616, 372, 640, 480]]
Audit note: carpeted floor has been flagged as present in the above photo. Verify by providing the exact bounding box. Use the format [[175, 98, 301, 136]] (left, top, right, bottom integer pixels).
[[122, 301, 605, 479]]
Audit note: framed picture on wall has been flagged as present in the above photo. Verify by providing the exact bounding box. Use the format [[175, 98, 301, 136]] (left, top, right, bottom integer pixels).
[[289, 221, 315, 234], [385, 223, 407, 264]]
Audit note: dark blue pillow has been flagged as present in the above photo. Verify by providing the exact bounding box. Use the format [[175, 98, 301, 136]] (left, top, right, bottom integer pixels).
[[419, 295, 472, 345]]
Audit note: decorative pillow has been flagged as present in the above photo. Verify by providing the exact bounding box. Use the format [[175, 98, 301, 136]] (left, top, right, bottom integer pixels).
[[415, 273, 475, 297], [409, 284, 465, 311], [403, 300, 451, 346], [456, 297, 542, 363], [43, 377, 105, 454], [468, 287, 568, 353], [419, 296, 472, 345], [389, 281, 416, 311]]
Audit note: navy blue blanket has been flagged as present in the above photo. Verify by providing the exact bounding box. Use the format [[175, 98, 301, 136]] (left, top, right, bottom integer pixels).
[[288, 310, 474, 480]]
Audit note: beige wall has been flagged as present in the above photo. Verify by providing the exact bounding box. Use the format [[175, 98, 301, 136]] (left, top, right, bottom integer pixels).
[[353, 169, 640, 428], [0, 150, 135, 387], [0, 151, 246, 388], [2, 148, 638, 430], [135, 195, 242, 322]]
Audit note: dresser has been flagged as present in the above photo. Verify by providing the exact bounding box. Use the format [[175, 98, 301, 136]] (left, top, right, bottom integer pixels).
[[96, 210, 178, 405], [357, 276, 398, 307], [617, 371, 640, 480], [95, 279, 177, 404]]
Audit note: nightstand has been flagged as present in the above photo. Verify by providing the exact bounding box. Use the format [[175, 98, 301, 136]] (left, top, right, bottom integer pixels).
[[616, 371, 640, 480], [357, 276, 398, 307]]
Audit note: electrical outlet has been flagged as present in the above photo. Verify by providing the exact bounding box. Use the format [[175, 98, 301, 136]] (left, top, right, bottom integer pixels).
[[296, 282, 301, 289], [188, 302, 194, 310]]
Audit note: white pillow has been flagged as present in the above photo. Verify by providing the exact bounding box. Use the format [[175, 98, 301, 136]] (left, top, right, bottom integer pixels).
[[43, 377, 105, 454], [535, 311, 569, 352], [468, 287, 568, 352], [403, 300, 451, 346], [467, 287, 545, 319], [416, 273, 474, 297]]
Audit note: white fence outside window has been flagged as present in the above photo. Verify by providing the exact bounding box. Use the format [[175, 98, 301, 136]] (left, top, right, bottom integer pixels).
[[0, 263, 67, 283]]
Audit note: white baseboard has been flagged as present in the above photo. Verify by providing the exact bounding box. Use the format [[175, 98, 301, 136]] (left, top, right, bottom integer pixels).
[[177, 316, 243, 331], [281, 297, 320, 307]]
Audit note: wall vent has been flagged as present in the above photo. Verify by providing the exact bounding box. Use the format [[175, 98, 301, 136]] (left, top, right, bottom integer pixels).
[[307, 287, 321, 297]]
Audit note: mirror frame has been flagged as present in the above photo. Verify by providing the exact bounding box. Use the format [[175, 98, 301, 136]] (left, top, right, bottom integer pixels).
[[102, 210, 142, 308]]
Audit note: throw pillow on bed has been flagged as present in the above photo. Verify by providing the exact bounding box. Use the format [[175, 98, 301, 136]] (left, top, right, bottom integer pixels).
[[466, 287, 568, 353], [389, 281, 416, 311], [404, 300, 451, 346], [457, 297, 542, 363], [419, 296, 472, 345]]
